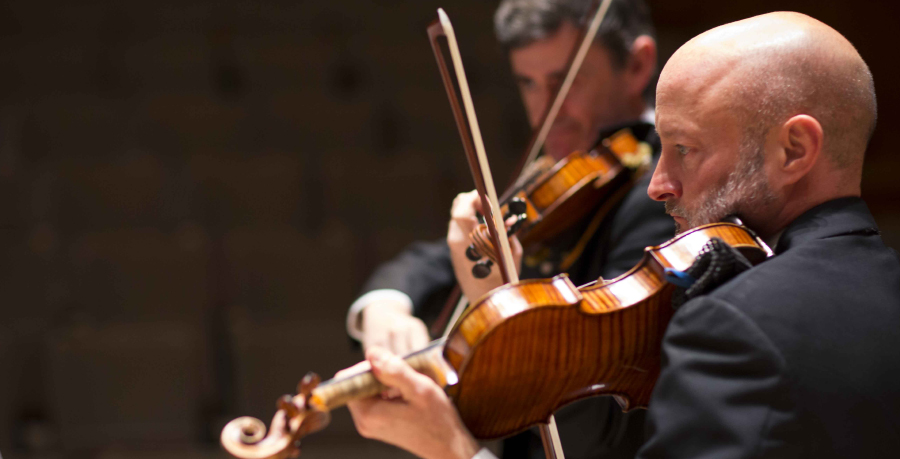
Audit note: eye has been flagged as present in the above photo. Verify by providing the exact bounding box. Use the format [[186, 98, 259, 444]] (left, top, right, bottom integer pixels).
[[675, 144, 690, 156], [515, 77, 535, 91]]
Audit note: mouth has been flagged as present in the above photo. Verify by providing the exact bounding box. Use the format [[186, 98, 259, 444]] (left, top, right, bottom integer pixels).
[[545, 135, 578, 159], [664, 201, 686, 220], [546, 122, 579, 144], [664, 200, 688, 231]]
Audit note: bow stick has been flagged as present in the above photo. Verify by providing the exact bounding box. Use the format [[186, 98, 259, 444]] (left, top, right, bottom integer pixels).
[[428, 0, 615, 337], [427, 9, 565, 459], [427, 9, 519, 286]]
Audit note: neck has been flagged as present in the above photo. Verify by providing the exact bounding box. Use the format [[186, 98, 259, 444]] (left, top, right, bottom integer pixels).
[[308, 340, 453, 411], [749, 188, 861, 241]]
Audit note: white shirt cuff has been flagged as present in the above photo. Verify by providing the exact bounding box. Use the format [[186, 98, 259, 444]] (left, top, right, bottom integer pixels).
[[471, 448, 498, 459], [346, 289, 414, 341]]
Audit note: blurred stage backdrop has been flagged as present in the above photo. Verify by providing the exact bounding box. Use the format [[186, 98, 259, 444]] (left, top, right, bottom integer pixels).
[[0, 1, 896, 458]]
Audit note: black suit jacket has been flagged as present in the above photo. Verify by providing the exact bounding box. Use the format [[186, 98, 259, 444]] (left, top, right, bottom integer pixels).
[[357, 124, 675, 459], [639, 197, 900, 458]]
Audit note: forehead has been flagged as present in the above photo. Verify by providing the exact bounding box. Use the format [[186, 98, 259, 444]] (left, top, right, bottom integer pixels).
[[656, 52, 741, 136], [509, 21, 613, 76]]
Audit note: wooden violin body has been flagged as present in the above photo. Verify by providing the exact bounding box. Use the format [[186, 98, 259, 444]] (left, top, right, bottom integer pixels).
[[446, 222, 767, 439], [469, 128, 652, 267], [220, 223, 769, 457]]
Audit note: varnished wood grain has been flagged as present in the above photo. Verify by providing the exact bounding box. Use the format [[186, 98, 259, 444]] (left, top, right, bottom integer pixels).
[[220, 223, 769, 457], [447, 222, 768, 439], [470, 130, 640, 263]]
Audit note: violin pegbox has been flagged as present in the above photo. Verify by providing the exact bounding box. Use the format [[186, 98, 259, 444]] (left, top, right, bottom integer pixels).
[[293, 373, 332, 438], [220, 372, 331, 459], [465, 197, 529, 279]]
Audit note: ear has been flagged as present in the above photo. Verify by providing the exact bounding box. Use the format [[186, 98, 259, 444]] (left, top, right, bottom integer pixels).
[[625, 35, 657, 98], [776, 114, 823, 184]]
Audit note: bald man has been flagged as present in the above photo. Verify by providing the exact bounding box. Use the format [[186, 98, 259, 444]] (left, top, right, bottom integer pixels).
[[336, 12, 900, 459]]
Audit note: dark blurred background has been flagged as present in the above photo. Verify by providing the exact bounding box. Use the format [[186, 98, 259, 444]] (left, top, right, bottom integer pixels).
[[0, 1, 896, 458]]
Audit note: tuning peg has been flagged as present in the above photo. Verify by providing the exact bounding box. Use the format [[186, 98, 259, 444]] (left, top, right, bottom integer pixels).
[[507, 197, 527, 215], [466, 244, 482, 261], [298, 372, 321, 398], [472, 259, 493, 278], [504, 198, 528, 235], [278, 395, 300, 423], [508, 215, 526, 234]]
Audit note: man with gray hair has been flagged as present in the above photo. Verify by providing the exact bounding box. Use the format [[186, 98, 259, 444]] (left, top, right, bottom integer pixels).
[[339, 11, 900, 459], [493, 0, 657, 158], [346, 0, 671, 457]]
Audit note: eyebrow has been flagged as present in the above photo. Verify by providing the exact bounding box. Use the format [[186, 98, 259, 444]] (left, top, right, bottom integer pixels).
[[548, 70, 567, 81], [655, 125, 685, 139], [513, 74, 533, 84], [655, 118, 699, 139], [512, 70, 569, 85]]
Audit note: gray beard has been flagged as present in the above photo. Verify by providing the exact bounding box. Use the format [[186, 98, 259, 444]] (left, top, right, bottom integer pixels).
[[665, 145, 776, 233]]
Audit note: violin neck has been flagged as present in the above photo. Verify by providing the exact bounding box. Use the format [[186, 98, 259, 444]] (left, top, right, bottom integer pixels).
[[308, 339, 454, 411]]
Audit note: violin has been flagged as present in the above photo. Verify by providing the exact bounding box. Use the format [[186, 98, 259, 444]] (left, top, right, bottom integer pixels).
[[218, 11, 771, 456], [465, 127, 653, 278], [427, 0, 639, 281], [426, 0, 651, 340], [445, 221, 768, 438], [219, 222, 770, 458], [221, 4, 673, 457]]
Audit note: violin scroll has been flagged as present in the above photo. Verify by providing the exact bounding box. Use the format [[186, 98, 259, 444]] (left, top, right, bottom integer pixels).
[[220, 373, 331, 459]]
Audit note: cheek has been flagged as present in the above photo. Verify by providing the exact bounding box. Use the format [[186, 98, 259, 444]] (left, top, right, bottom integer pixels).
[[519, 90, 545, 126], [564, 83, 613, 127], [761, 148, 783, 189], [690, 154, 738, 200], [588, 78, 628, 123], [682, 181, 705, 208], [679, 155, 718, 204]]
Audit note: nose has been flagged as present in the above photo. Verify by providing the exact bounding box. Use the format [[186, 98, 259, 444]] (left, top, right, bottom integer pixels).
[[556, 88, 572, 114], [647, 153, 682, 202], [527, 88, 552, 128]]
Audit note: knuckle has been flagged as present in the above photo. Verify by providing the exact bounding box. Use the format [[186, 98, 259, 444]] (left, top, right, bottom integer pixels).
[[409, 384, 428, 401], [409, 376, 436, 400], [423, 386, 448, 408]]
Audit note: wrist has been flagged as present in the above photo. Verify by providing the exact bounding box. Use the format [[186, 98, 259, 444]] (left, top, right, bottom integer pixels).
[[364, 299, 413, 318], [443, 423, 480, 459], [470, 448, 498, 459], [347, 289, 413, 340]]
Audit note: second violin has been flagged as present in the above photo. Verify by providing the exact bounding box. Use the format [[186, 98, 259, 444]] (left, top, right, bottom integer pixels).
[[465, 126, 654, 278]]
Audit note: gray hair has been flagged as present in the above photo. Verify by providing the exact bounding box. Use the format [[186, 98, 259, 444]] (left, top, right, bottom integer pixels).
[[494, 0, 655, 70]]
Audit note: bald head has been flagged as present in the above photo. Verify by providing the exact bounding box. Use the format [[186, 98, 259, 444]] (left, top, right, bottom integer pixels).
[[649, 13, 878, 236], [661, 12, 876, 171]]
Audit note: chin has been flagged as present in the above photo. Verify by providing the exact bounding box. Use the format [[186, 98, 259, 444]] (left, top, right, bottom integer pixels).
[[672, 216, 689, 234], [545, 134, 584, 159], [545, 144, 573, 160]]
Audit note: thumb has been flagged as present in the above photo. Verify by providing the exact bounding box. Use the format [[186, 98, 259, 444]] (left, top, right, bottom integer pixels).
[[366, 346, 435, 403]]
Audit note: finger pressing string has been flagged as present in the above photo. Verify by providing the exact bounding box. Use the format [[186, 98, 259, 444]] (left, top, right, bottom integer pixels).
[[366, 347, 435, 404]]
